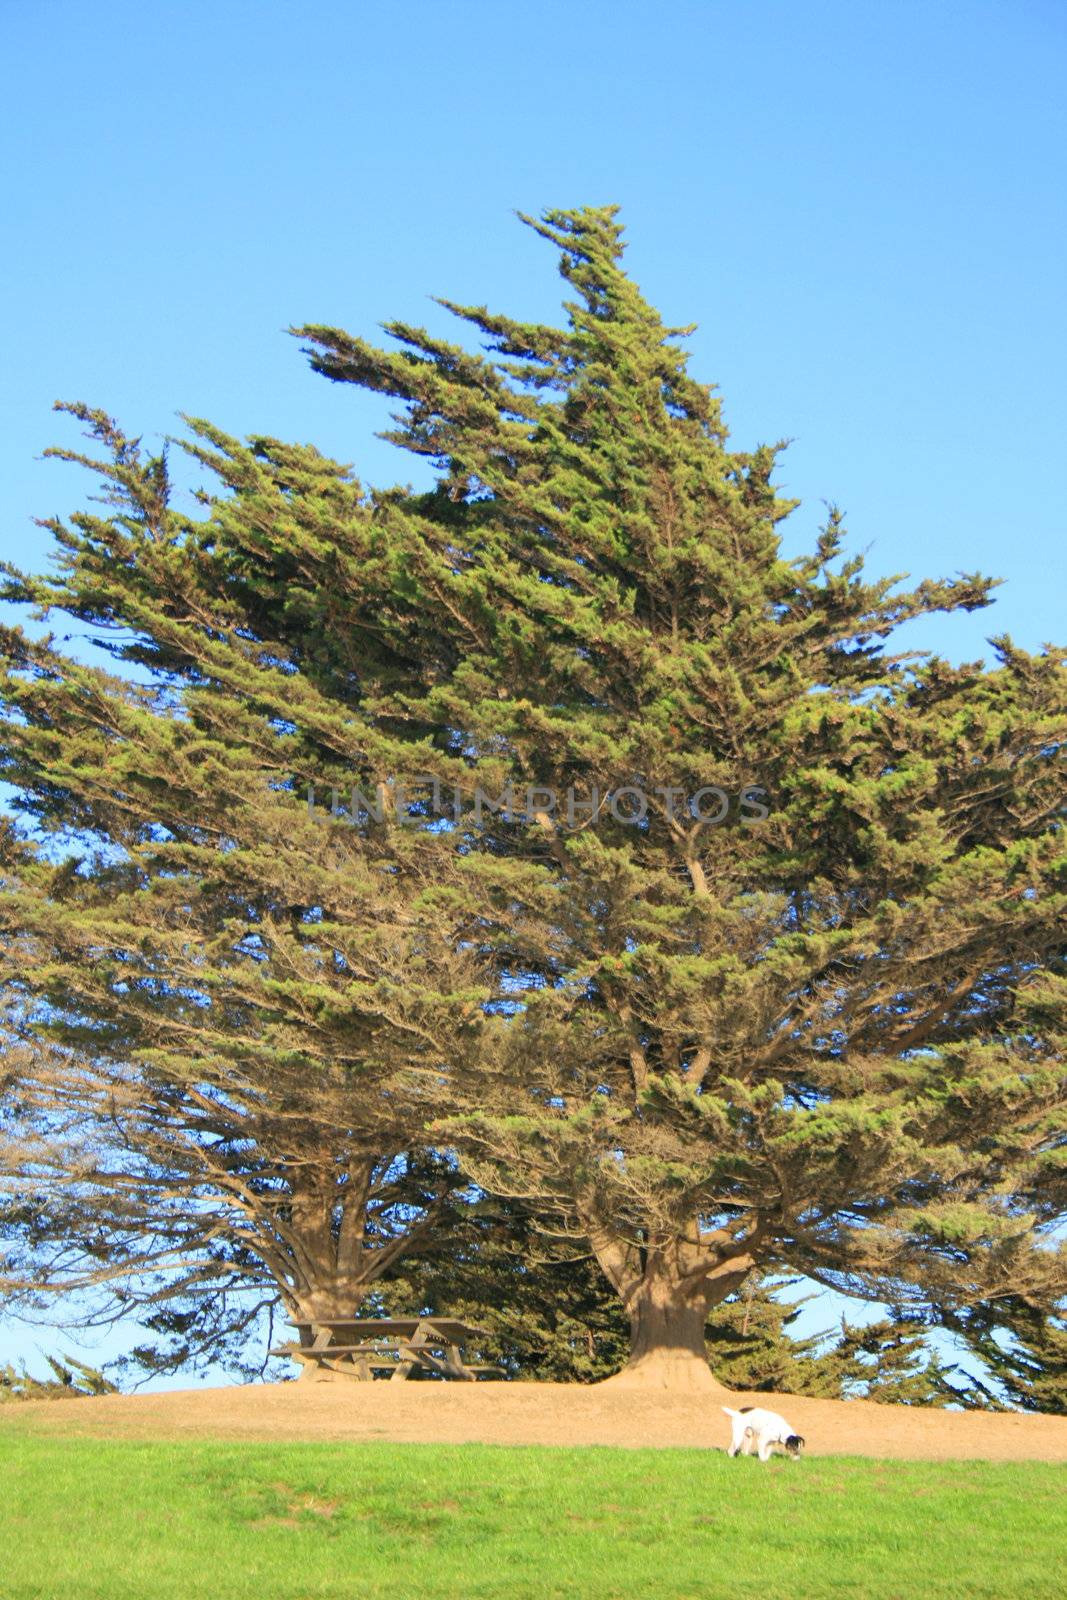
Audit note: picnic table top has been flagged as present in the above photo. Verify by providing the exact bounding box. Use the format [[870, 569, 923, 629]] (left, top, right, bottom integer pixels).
[[286, 1316, 490, 1340]]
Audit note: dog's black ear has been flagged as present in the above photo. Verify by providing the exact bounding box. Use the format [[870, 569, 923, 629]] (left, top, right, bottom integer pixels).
[[786, 1434, 805, 1453]]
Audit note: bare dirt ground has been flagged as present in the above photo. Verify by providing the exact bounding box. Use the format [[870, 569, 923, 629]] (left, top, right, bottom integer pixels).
[[5, 1378, 1067, 1462]]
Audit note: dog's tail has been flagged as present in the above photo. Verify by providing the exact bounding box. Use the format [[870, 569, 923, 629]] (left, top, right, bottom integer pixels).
[[721, 1406, 740, 1417]]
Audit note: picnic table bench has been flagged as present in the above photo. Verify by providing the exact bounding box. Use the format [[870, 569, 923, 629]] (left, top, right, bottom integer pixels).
[[271, 1316, 503, 1382]]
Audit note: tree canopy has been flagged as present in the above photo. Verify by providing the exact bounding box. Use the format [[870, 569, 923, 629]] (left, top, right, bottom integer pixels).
[[0, 407, 491, 1354], [297, 204, 1067, 1387], [2, 205, 1064, 1397]]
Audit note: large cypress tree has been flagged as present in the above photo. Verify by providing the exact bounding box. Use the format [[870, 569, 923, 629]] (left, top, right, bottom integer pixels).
[[0, 407, 490, 1344], [3, 209, 1063, 1395], [296, 206, 1066, 1389]]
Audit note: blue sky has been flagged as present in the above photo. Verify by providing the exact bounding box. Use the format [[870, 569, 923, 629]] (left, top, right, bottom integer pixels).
[[4, 1, 1064, 661], [1, 0, 1064, 1384]]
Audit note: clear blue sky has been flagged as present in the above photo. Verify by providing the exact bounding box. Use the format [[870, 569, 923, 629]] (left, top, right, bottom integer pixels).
[[3, 0, 1065, 661], [1, 0, 1064, 1383]]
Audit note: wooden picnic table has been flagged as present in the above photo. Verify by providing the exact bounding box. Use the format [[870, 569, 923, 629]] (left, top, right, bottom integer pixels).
[[271, 1316, 503, 1382]]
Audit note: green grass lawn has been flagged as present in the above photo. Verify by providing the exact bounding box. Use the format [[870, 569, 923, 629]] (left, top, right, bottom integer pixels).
[[1, 1432, 1063, 1600]]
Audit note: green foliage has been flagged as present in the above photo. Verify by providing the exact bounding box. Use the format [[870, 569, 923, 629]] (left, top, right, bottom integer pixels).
[[370, 1197, 632, 1382], [816, 1314, 973, 1408], [1, 204, 1064, 1394], [0, 1353, 116, 1402], [300, 204, 1065, 1359], [703, 1275, 844, 1397], [942, 1282, 1067, 1415], [0, 404, 492, 1337]]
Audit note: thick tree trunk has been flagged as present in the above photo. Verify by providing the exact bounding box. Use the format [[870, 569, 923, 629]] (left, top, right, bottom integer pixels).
[[602, 1271, 729, 1392], [292, 1281, 370, 1330], [582, 1214, 755, 1392], [283, 1157, 377, 1340]]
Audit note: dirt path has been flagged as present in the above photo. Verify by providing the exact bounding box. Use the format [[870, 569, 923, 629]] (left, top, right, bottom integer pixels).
[[5, 1379, 1067, 1462]]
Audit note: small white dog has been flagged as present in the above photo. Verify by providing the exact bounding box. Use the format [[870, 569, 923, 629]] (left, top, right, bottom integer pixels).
[[723, 1405, 806, 1462]]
